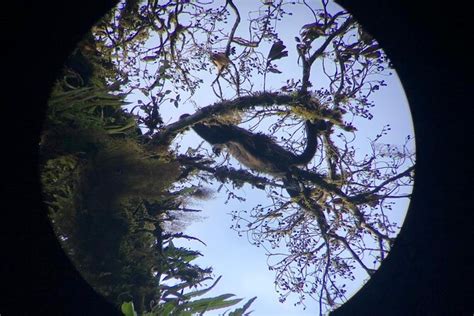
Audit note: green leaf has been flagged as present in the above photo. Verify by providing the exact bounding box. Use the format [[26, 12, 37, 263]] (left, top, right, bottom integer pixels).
[[184, 275, 222, 299], [180, 294, 242, 313], [156, 301, 176, 316], [121, 301, 138, 316], [105, 119, 137, 134], [228, 296, 257, 316], [161, 281, 194, 299], [170, 232, 207, 246]]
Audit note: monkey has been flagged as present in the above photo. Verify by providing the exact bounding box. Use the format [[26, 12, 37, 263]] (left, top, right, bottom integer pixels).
[[180, 113, 337, 223], [180, 114, 327, 177]]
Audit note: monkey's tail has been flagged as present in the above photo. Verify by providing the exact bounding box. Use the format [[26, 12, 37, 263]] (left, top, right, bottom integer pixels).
[[292, 120, 327, 165]]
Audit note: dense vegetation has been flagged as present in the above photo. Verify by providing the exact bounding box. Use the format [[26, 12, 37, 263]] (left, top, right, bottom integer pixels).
[[40, 36, 255, 315]]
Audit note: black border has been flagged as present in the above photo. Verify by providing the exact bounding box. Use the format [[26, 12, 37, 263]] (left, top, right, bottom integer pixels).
[[332, 2, 472, 315], [5, 1, 121, 315], [3, 1, 472, 315]]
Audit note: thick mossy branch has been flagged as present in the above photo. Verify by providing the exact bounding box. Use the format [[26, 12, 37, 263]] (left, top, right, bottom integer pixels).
[[177, 154, 276, 190], [149, 92, 353, 148], [148, 93, 300, 147]]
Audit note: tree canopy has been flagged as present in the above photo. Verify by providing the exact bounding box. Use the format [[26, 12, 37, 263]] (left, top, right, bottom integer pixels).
[[42, 0, 415, 315]]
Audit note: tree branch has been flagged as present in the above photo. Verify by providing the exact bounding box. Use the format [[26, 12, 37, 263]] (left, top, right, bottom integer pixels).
[[176, 154, 278, 190], [148, 92, 297, 147], [301, 17, 355, 92]]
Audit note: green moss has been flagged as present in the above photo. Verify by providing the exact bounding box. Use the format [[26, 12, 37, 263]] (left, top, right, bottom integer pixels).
[[38, 34, 192, 310]]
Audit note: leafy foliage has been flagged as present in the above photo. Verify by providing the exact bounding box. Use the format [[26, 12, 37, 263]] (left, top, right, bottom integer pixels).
[[41, 23, 256, 316], [41, 82, 179, 313]]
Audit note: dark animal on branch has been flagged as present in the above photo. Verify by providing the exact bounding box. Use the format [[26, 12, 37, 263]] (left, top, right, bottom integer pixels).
[[180, 113, 335, 227], [180, 114, 327, 176]]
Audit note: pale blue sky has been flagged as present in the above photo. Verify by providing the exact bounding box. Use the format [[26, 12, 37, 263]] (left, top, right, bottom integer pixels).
[[169, 72, 413, 316], [121, 1, 415, 314]]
